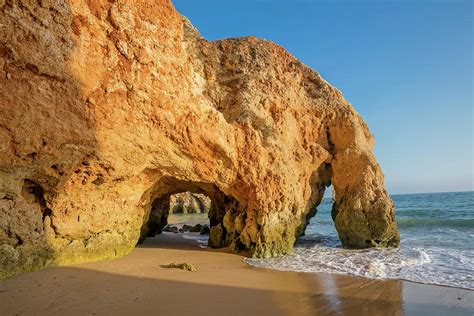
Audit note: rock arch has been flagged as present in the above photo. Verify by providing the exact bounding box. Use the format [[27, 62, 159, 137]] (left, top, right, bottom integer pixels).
[[0, 0, 399, 279], [169, 192, 210, 215], [137, 176, 243, 249]]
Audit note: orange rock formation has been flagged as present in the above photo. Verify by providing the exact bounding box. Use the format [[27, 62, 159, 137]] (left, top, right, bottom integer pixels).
[[0, 0, 399, 278]]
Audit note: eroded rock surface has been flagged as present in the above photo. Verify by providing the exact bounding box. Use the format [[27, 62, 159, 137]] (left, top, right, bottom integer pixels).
[[0, 0, 399, 279], [170, 192, 210, 214]]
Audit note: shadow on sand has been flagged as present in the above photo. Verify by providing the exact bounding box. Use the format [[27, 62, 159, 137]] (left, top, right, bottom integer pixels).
[[1, 233, 472, 316]]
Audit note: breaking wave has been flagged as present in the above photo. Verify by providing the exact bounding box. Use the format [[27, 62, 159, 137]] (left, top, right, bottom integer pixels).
[[244, 191, 474, 290]]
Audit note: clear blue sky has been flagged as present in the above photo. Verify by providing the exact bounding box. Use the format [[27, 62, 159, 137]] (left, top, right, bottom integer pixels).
[[173, 0, 473, 194]]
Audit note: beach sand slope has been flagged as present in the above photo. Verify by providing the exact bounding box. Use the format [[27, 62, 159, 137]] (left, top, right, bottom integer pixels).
[[0, 233, 472, 315]]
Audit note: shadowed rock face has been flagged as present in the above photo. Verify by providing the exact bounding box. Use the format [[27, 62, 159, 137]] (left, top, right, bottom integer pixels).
[[137, 191, 210, 242], [0, 0, 399, 278]]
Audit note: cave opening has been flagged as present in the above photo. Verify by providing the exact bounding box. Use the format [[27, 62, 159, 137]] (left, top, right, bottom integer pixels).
[[162, 191, 211, 247], [137, 177, 242, 250], [300, 184, 339, 247]]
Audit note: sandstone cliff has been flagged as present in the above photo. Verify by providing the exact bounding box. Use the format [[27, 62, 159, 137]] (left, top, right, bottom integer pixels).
[[0, 0, 399, 279], [138, 191, 210, 242], [170, 192, 210, 214]]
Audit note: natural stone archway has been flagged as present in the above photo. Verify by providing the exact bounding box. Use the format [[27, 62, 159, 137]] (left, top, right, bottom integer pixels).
[[137, 176, 243, 250], [170, 192, 210, 214], [139, 195, 171, 242], [0, 0, 399, 279]]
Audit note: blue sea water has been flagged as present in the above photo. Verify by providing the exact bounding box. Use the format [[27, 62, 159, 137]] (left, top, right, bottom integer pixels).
[[169, 192, 474, 289], [244, 191, 474, 289]]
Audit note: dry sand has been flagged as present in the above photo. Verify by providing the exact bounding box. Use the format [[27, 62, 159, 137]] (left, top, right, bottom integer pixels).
[[1, 233, 473, 315]]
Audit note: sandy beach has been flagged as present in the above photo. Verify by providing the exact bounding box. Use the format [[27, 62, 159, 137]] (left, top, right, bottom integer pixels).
[[0, 233, 472, 316]]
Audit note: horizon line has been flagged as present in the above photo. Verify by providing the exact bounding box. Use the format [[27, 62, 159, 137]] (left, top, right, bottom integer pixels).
[[389, 189, 473, 196], [323, 189, 473, 198]]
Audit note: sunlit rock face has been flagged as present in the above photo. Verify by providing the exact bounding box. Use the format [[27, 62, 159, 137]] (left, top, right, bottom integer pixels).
[[137, 191, 210, 242], [0, 0, 399, 278], [170, 192, 210, 214]]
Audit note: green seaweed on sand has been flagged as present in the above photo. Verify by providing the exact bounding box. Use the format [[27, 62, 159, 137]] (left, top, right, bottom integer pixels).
[[161, 262, 197, 272]]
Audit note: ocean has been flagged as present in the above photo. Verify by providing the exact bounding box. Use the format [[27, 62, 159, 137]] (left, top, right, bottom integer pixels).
[[170, 191, 474, 290], [244, 191, 474, 290]]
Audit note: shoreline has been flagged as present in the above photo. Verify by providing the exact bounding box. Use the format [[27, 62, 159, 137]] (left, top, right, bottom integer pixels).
[[245, 257, 474, 292], [1, 233, 473, 315]]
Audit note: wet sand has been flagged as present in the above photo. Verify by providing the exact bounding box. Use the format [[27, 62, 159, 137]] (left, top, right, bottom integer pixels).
[[1, 233, 473, 315]]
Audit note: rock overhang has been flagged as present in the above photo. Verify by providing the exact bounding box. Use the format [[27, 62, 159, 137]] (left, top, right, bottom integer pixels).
[[0, 0, 399, 279]]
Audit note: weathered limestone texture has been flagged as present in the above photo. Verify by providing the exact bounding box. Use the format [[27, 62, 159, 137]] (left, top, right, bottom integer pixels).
[[170, 192, 210, 214], [0, 0, 399, 279]]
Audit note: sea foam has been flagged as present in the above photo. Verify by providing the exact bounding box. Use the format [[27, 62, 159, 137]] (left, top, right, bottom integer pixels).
[[244, 191, 474, 290], [243, 235, 473, 289]]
